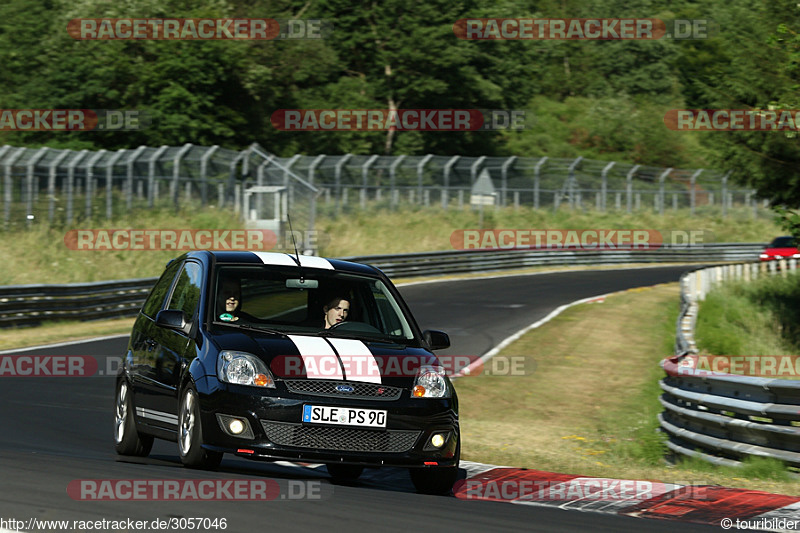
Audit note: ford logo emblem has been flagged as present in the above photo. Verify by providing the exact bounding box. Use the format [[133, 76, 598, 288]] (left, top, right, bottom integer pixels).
[[335, 384, 354, 393]]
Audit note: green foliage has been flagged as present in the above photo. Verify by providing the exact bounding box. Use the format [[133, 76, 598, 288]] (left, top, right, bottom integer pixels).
[[0, 0, 796, 212], [773, 206, 800, 241], [696, 275, 800, 357]]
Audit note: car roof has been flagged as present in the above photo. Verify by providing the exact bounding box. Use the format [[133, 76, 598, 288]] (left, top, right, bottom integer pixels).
[[184, 250, 381, 276]]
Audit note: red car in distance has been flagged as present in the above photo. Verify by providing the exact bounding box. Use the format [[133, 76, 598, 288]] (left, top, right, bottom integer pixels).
[[760, 236, 800, 261]]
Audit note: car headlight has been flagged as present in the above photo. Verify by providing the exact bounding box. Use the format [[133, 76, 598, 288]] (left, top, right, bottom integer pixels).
[[412, 365, 450, 399], [217, 351, 275, 388], [760, 254, 769, 259]]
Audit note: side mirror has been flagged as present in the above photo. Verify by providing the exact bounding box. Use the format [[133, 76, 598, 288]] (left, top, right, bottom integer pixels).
[[155, 310, 189, 333], [423, 329, 450, 351]]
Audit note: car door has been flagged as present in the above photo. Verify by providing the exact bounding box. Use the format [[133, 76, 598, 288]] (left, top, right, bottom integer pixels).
[[136, 260, 203, 433], [128, 260, 182, 413]]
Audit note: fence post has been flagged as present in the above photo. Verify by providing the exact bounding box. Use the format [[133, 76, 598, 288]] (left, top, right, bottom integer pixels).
[[65, 150, 88, 225], [4, 148, 24, 227], [85, 150, 106, 220], [0, 146, 10, 223], [443, 155, 459, 209], [690, 169, 703, 216], [48, 149, 71, 224], [255, 153, 275, 217], [126, 146, 147, 209], [148, 145, 169, 208], [534, 157, 547, 210], [470, 156, 486, 206], [26, 148, 49, 227], [566, 156, 583, 209], [334, 154, 352, 216], [172, 143, 193, 210], [197, 145, 219, 207], [417, 153, 433, 206], [626, 164, 639, 213], [363, 154, 379, 205], [721, 170, 731, 218], [658, 167, 672, 216], [501, 156, 517, 207], [600, 161, 614, 212], [389, 155, 405, 209], [106, 150, 126, 220]]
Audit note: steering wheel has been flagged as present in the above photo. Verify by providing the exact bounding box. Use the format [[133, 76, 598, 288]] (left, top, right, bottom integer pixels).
[[327, 321, 383, 334]]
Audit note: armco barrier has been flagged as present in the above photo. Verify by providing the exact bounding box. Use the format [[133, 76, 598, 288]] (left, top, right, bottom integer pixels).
[[0, 243, 764, 327], [661, 258, 800, 467]]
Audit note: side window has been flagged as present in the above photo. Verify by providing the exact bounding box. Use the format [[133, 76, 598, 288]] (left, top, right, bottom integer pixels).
[[167, 262, 203, 318], [141, 261, 182, 319]]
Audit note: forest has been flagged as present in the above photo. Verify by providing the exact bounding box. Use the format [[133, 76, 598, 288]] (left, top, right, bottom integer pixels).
[[0, 0, 797, 204]]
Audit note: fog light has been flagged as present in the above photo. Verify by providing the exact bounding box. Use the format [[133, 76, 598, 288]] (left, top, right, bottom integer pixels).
[[229, 419, 245, 435], [216, 414, 254, 439], [431, 434, 445, 448]]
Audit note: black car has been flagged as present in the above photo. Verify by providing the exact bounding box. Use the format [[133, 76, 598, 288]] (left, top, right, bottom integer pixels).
[[114, 251, 459, 494]]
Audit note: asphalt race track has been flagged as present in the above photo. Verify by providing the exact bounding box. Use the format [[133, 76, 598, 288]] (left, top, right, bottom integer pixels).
[[0, 266, 721, 532]]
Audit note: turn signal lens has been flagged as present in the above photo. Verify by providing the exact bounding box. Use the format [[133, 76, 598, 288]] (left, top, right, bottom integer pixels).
[[413, 385, 426, 397], [254, 373, 273, 387]]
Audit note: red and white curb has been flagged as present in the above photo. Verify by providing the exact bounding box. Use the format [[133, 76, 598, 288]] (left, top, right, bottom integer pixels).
[[454, 462, 800, 532]]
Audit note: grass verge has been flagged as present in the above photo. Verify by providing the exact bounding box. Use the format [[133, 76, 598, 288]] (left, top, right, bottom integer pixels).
[[454, 282, 800, 495], [0, 204, 781, 285], [696, 273, 800, 359], [0, 318, 134, 351]]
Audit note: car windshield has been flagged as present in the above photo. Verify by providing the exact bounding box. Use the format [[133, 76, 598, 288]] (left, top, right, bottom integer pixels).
[[211, 265, 415, 341], [769, 236, 796, 248]]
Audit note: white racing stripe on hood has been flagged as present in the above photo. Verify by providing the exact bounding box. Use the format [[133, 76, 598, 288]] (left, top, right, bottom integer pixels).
[[252, 252, 334, 270], [327, 338, 382, 384], [288, 334, 343, 379]]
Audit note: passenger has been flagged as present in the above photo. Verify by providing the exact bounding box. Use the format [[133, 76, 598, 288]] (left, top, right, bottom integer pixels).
[[323, 296, 350, 329], [218, 278, 246, 322]]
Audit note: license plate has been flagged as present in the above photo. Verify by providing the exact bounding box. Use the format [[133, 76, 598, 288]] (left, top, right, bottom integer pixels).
[[302, 405, 387, 428]]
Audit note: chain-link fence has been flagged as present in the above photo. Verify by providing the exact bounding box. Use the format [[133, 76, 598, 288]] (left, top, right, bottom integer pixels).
[[0, 143, 768, 232]]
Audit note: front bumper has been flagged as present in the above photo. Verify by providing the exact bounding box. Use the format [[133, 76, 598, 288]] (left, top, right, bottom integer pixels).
[[197, 379, 459, 468]]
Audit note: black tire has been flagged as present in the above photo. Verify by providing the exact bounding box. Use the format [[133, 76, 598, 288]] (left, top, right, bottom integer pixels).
[[178, 386, 223, 469], [114, 379, 154, 456], [410, 437, 460, 495], [326, 464, 364, 482]]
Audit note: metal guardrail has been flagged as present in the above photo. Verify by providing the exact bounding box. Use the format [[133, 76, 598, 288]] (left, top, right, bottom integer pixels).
[[0, 278, 158, 327], [661, 258, 800, 468], [0, 243, 766, 328]]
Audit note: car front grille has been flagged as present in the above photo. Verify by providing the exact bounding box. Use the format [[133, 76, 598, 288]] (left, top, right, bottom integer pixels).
[[261, 421, 420, 453], [282, 380, 402, 401]]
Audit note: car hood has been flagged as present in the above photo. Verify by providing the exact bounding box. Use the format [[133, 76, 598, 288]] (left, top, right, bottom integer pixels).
[[764, 247, 799, 255], [211, 330, 443, 386]]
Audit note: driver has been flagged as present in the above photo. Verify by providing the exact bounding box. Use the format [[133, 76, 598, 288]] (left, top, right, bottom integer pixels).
[[323, 296, 350, 329]]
